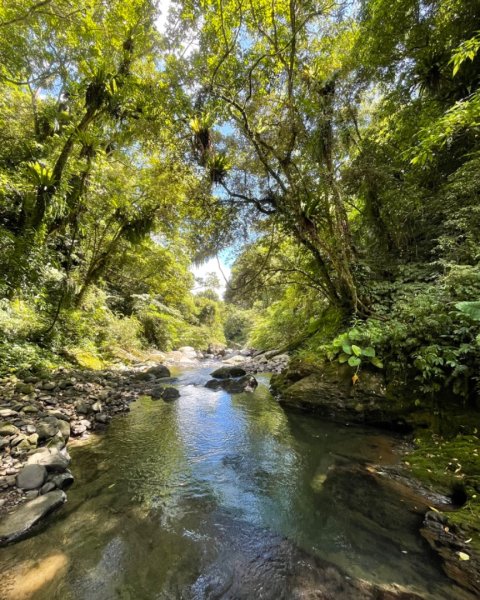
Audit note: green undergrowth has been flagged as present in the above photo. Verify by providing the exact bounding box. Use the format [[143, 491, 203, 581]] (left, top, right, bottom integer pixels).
[[0, 286, 232, 376]]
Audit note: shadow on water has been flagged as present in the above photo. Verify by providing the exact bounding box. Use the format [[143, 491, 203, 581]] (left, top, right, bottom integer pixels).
[[0, 364, 473, 599]]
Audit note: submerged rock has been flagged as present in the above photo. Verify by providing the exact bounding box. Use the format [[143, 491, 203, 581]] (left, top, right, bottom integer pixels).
[[0, 490, 66, 545], [190, 516, 423, 600], [205, 375, 258, 394], [149, 386, 180, 401]]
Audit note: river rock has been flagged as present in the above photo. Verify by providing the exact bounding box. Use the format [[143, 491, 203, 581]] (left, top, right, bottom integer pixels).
[[0, 409, 18, 418], [0, 424, 19, 437], [222, 355, 246, 366], [24, 490, 39, 500], [16, 465, 47, 490], [205, 379, 223, 390], [95, 413, 109, 424], [74, 399, 91, 415], [40, 481, 56, 494], [208, 343, 227, 356], [146, 365, 171, 379], [56, 419, 70, 440], [0, 490, 66, 546], [71, 422, 87, 436], [47, 410, 70, 422], [36, 417, 59, 440], [26, 433, 39, 446], [50, 470, 74, 490], [223, 375, 258, 393], [27, 448, 70, 472], [211, 366, 247, 379], [15, 383, 35, 395]]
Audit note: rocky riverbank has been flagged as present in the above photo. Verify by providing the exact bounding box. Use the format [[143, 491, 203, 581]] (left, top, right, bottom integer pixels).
[[0, 360, 183, 544], [0, 344, 269, 545]]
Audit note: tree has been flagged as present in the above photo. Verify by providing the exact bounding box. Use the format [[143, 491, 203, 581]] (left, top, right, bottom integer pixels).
[[182, 0, 365, 313]]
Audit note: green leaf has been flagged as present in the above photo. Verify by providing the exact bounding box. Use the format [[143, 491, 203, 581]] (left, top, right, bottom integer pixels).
[[351, 344, 362, 357], [348, 356, 361, 367], [338, 353, 350, 364], [362, 347, 376, 358], [371, 357, 384, 369], [342, 344, 352, 355], [455, 301, 480, 321]]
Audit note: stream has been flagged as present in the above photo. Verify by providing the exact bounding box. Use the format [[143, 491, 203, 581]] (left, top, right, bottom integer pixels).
[[0, 364, 469, 599]]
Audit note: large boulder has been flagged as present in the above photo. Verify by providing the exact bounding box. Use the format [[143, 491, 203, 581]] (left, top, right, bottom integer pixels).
[[0, 490, 66, 546], [27, 448, 70, 472], [211, 366, 247, 379], [16, 465, 47, 490], [221, 375, 258, 394], [146, 364, 171, 379], [271, 362, 417, 429]]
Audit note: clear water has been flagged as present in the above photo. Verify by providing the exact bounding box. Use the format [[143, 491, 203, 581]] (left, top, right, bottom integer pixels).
[[0, 365, 470, 599]]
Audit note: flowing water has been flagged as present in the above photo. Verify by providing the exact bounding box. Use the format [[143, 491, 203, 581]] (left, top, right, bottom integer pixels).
[[0, 364, 470, 599]]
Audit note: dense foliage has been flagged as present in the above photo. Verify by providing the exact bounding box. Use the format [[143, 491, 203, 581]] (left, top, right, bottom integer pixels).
[[0, 0, 479, 402], [185, 0, 480, 400]]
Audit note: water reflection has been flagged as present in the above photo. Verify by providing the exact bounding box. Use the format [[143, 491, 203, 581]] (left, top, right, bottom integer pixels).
[[0, 364, 471, 599]]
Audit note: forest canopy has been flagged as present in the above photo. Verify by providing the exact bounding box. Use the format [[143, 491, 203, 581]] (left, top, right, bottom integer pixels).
[[0, 0, 479, 400]]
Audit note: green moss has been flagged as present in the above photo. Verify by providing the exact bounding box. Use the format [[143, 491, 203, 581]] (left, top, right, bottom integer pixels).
[[68, 348, 106, 370], [405, 433, 480, 553]]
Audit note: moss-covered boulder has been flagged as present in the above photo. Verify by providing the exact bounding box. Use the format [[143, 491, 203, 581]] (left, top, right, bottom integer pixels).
[[271, 362, 418, 430]]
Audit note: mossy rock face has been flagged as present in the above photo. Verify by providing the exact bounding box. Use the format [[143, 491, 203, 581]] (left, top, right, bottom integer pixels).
[[271, 361, 417, 430], [405, 434, 480, 595]]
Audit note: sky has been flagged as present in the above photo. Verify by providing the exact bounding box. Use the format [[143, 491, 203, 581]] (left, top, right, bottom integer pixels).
[[191, 256, 232, 297], [155, 1, 172, 34]]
